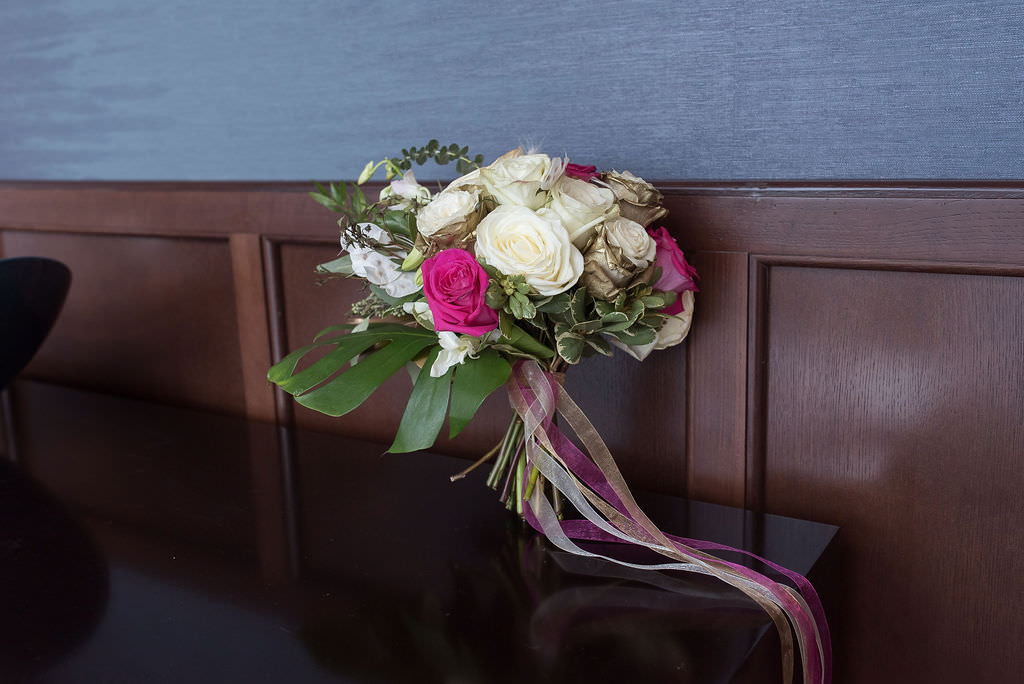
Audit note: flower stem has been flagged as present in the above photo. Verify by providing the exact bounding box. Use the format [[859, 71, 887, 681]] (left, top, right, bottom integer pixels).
[[449, 442, 501, 482], [485, 415, 519, 489]]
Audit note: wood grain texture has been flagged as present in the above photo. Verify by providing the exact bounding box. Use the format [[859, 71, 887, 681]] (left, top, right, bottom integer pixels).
[[758, 264, 1024, 683], [685, 251, 748, 506], [1, 229, 246, 415], [229, 234, 275, 423]]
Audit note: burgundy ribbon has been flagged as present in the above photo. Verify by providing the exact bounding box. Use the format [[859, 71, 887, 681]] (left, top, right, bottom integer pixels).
[[506, 360, 832, 684]]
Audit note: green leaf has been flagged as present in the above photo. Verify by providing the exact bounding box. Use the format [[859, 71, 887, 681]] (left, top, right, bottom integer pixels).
[[295, 334, 435, 417], [330, 182, 346, 204], [267, 332, 350, 384], [313, 323, 356, 341], [600, 311, 631, 331], [641, 294, 666, 309], [448, 350, 512, 438], [536, 293, 571, 314], [309, 192, 341, 212], [569, 288, 587, 324], [585, 335, 613, 356], [485, 288, 508, 311], [572, 319, 604, 335], [610, 325, 657, 346], [389, 346, 452, 453], [274, 334, 380, 395], [383, 210, 415, 240], [316, 254, 354, 276], [556, 333, 585, 364], [655, 289, 677, 311], [498, 312, 556, 359]]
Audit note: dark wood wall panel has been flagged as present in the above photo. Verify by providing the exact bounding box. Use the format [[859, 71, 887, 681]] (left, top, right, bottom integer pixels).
[[567, 334, 689, 495], [3, 181, 1023, 684], [757, 263, 1024, 684], [1, 229, 246, 415], [685, 251, 748, 506]]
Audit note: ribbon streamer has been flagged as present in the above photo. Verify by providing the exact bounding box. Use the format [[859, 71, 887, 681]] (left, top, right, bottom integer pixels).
[[506, 360, 832, 684]]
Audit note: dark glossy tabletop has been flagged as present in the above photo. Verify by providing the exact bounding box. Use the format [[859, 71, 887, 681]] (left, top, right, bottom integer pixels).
[[1, 380, 837, 684]]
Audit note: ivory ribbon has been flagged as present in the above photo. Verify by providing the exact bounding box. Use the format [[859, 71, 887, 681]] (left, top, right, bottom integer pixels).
[[506, 360, 832, 684]]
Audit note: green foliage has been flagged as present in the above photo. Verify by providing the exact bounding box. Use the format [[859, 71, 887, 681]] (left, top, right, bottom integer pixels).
[[316, 254, 354, 277], [448, 350, 512, 438], [357, 140, 486, 184], [533, 280, 677, 365], [389, 346, 452, 453], [268, 322, 515, 453], [267, 323, 438, 420], [310, 181, 369, 223]]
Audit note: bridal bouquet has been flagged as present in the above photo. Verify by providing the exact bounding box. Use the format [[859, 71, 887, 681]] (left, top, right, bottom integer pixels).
[[268, 142, 830, 684]]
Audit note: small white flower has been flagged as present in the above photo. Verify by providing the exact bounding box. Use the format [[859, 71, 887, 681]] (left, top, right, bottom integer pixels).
[[379, 170, 431, 209], [430, 331, 483, 377], [402, 301, 435, 329], [343, 222, 421, 298]]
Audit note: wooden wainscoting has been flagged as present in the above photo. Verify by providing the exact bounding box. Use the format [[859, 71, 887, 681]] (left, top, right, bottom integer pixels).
[[1, 180, 1022, 683]]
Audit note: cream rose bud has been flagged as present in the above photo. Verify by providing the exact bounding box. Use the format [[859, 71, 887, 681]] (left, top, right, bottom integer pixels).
[[479, 149, 551, 210], [443, 168, 484, 193], [549, 176, 618, 249], [475, 205, 584, 296], [603, 216, 656, 267], [416, 189, 480, 237]]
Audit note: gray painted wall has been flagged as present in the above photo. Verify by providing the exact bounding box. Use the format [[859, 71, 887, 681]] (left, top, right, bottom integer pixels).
[[2, 0, 1022, 181]]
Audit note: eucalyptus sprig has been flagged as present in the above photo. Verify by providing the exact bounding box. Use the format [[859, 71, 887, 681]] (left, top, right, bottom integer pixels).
[[358, 140, 485, 184]]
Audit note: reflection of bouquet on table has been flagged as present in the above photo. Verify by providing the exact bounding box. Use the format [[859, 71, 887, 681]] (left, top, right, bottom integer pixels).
[[268, 142, 829, 684]]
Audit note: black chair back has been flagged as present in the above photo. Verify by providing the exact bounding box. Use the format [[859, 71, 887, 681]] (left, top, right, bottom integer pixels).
[[0, 257, 71, 389]]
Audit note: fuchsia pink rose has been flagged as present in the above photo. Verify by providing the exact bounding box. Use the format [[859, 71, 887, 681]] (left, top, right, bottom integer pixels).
[[421, 249, 499, 336], [564, 163, 600, 181], [648, 226, 699, 315]]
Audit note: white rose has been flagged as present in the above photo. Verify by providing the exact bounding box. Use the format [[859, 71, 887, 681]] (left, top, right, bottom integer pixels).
[[475, 205, 584, 296], [443, 168, 484, 193], [549, 176, 618, 249], [416, 189, 480, 237], [479, 149, 551, 210], [609, 291, 695, 361], [604, 216, 656, 268]]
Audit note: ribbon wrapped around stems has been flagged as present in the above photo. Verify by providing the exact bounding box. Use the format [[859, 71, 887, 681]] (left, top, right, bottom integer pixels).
[[504, 360, 832, 684]]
